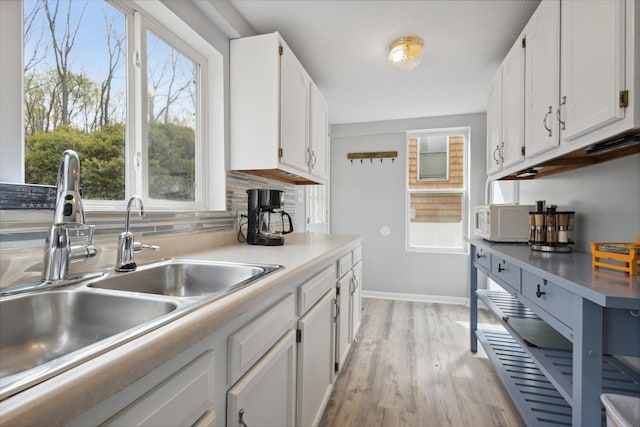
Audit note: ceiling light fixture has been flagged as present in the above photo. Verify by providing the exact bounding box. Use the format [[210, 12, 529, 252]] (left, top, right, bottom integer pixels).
[[388, 36, 424, 71]]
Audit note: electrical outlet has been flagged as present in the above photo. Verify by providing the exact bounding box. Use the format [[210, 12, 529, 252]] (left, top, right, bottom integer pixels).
[[236, 211, 247, 227]]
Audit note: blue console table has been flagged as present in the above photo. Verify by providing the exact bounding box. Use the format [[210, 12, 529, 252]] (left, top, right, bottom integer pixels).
[[468, 238, 640, 427]]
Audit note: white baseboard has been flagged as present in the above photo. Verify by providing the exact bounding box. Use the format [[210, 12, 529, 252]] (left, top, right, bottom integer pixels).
[[362, 290, 468, 306]]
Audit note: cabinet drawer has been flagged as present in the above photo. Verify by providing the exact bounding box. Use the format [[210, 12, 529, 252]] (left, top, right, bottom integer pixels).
[[521, 270, 576, 330], [352, 246, 362, 264], [472, 246, 491, 271], [491, 256, 521, 293], [228, 293, 295, 385], [104, 350, 214, 427], [298, 264, 336, 315], [337, 252, 353, 278]]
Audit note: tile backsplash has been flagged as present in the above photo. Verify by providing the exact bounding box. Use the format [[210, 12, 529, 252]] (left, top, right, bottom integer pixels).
[[0, 171, 297, 286], [0, 171, 297, 246]]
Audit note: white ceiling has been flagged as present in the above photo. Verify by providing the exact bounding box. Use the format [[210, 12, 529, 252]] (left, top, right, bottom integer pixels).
[[228, 0, 540, 125]]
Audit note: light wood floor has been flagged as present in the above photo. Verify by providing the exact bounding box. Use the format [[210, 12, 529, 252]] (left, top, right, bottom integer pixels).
[[319, 298, 525, 427]]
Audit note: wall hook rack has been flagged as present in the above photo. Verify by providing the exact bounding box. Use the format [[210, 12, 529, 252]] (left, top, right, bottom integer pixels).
[[348, 151, 398, 164]]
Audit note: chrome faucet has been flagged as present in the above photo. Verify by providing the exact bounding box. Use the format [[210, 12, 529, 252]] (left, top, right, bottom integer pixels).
[[42, 150, 97, 282], [115, 195, 159, 272]]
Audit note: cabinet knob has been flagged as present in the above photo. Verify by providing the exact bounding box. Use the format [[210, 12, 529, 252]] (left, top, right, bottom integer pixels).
[[536, 284, 546, 298]]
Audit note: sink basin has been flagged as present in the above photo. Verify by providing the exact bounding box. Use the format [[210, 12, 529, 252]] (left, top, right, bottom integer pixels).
[[0, 259, 282, 401], [0, 290, 177, 399], [88, 259, 282, 298]]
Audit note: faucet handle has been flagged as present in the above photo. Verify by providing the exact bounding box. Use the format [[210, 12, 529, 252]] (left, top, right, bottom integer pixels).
[[66, 224, 95, 246]]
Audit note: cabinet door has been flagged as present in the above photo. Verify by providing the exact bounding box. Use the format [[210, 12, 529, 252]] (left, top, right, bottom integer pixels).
[[280, 42, 310, 173], [525, 0, 560, 158], [227, 329, 297, 427], [297, 289, 335, 427], [501, 35, 525, 169], [350, 262, 362, 341], [309, 83, 328, 180], [335, 273, 351, 373], [560, 0, 626, 142], [486, 71, 503, 175]]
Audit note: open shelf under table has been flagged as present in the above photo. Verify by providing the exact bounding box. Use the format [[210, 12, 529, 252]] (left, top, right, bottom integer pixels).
[[475, 289, 640, 426]]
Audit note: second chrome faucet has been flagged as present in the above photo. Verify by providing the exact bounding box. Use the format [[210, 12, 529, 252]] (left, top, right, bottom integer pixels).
[[115, 195, 159, 272]]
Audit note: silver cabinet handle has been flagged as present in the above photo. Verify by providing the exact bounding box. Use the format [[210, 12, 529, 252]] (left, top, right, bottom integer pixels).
[[492, 145, 500, 165], [311, 151, 317, 168], [239, 409, 248, 427], [543, 105, 552, 137], [556, 96, 566, 130]]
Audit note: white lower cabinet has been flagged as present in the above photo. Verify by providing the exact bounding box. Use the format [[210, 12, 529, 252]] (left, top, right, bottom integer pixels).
[[349, 261, 362, 341], [66, 248, 362, 427], [335, 271, 352, 371], [296, 288, 336, 427], [67, 342, 215, 427], [335, 246, 363, 375], [227, 329, 297, 427]]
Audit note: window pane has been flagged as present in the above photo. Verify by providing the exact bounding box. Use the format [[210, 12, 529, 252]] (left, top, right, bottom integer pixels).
[[408, 193, 463, 248], [408, 134, 464, 189], [146, 31, 197, 201], [23, 0, 126, 200], [419, 152, 447, 179]]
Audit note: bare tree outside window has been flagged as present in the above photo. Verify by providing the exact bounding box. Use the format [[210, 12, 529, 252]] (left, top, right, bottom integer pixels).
[[146, 31, 197, 201], [23, 0, 200, 202]]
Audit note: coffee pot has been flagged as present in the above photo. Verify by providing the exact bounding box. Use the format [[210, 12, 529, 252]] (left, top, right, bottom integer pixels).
[[246, 189, 293, 246]]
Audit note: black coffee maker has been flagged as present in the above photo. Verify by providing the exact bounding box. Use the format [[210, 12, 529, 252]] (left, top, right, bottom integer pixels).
[[246, 189, 294, 246]]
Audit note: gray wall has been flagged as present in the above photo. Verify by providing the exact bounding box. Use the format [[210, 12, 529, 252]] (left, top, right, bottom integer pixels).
[[518, 153, 640, 252], [330, 113, 486, 300]]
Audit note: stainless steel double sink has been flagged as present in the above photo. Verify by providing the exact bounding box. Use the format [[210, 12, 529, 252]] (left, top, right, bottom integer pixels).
[[0, 259, 282, 400]]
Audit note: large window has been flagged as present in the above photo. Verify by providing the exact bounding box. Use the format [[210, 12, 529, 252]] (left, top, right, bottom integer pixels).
[[1, 0, 224, 210], [406, 127, 468, 252]]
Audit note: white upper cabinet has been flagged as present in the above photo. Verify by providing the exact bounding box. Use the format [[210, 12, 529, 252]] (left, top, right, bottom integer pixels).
[[486, 71, 503, 175], [500, 36, 526, 169], [230, 32, 328, 185], [486, 35, 525, 174], [559, 0, 627, 143], [309, 83, 329, 180], [525, 0, 560, 158], [280, 42, 311, 173], [487, 0, 638, 179]]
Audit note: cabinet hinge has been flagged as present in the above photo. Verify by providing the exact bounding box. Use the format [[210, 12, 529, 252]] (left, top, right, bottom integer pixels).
[[521, 146, 525, 156], [521, 37, 526, 49], [336, 286, 340, 296], [278, 147, 283, 158], [619, 90, 629, 108], [335, 362, 339, 372], [279, 45, 283, 56], [296, 328, 302, 343]]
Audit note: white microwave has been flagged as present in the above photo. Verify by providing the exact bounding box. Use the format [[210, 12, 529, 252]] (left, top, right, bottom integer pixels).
[[474, 204, 533, 242]]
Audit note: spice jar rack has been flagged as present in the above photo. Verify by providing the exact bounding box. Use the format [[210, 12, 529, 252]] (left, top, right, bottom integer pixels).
[[529, 201, 574, 252]]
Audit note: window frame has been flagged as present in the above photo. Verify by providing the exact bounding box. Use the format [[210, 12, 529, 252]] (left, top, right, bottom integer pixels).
[[0, 0, 225, 212], [405, 127, 469, 254]]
